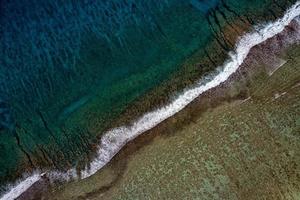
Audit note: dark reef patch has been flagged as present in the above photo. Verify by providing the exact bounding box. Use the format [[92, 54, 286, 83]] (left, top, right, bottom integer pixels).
[[0, 0, 297, 192]]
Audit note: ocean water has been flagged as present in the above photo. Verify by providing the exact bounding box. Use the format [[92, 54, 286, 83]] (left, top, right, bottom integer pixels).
[[0, 0, 295, 191]]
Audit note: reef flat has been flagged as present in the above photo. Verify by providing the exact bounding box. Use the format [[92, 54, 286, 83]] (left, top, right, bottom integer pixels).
[[0, 0, 299, 199], [39, 13, 300, 200]]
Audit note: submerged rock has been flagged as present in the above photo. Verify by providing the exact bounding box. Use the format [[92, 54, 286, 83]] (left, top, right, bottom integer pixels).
[[0, 0, 297, 193]]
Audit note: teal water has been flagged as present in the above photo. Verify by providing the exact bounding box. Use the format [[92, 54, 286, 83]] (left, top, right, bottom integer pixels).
[[0, 0, 295, 189]]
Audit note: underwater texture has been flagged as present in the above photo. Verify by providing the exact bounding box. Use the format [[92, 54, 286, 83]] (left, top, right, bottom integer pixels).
[[0, 0, 296, 191]]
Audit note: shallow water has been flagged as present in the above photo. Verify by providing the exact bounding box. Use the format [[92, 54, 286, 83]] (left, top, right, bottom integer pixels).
[[46, 16, 300, 200], [0, 0, 296, 194]]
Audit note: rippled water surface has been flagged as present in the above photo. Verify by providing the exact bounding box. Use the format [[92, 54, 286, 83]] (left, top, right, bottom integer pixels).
[[0, 0, 296, 192]]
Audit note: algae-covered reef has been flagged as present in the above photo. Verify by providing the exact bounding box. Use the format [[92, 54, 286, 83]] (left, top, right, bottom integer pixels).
[[0, 0, 296, 190], [46, 16, 300, 200]]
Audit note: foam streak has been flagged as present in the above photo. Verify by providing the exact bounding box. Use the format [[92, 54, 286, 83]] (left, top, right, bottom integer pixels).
[[1, 1, 300, 199], [1, 173, 43, 200], [81, 1, 300, 179]]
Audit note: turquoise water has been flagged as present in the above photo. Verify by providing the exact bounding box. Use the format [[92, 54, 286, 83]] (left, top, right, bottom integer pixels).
[[0, 0, 295, 188]]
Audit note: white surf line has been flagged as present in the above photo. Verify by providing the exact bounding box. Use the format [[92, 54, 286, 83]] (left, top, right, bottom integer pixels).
[[80, 1, 300, 179], [0, 172, 43, 200], [1, 2, 300, 200]]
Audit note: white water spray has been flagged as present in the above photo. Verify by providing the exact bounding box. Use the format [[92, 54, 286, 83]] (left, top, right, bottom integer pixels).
[[80, 1, 300, 179], [1, 1, 300, 199]]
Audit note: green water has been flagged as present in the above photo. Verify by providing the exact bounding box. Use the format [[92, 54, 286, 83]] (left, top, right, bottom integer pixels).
[[43, 23, 300, 200], [0, 0, 296, 188]]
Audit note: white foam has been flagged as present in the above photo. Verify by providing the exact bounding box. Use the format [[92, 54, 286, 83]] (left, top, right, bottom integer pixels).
[[81, 1, 300, 178], [0, 172, 43, 200], [2, 1, 300, 199]]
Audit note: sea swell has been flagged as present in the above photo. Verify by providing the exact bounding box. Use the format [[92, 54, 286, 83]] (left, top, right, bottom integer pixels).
[[2, 1, 300, 199]]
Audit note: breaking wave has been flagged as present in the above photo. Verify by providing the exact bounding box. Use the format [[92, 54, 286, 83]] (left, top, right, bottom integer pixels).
[[1, 1, 300, 199]]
